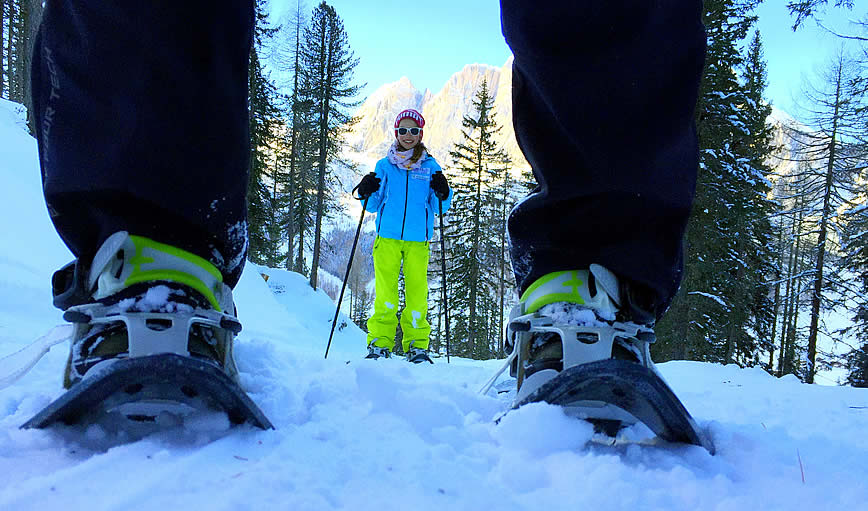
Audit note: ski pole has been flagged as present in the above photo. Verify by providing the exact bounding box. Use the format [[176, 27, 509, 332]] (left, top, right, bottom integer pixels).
[[438, 194, 450, 364], [324, 193, 369, 359]]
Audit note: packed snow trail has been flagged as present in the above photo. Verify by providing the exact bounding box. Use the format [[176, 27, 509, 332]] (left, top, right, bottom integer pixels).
[[2, 99, 868, 510]]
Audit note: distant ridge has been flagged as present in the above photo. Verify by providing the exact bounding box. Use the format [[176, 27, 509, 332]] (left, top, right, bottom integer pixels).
[[345, 57, 529, 171]]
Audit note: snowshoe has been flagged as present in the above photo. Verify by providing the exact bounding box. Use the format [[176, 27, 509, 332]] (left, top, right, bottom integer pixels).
[[22, 232, 273, 431], [505, 266, 714, 454]]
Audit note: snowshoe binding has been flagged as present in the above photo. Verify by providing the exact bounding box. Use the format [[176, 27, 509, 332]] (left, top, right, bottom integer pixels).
[[405, 347, 433, 364], [21, 232, 273, 431], [366, 344, 391, 360], [506, 266, 714, 454]]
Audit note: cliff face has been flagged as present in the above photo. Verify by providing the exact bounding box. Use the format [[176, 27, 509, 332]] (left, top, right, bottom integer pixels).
[[346, 60, 801, 189]]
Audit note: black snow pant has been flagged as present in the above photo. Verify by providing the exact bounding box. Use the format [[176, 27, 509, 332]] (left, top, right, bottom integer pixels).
[[501, 1, 706, 319], [32, 0, 254, 287]]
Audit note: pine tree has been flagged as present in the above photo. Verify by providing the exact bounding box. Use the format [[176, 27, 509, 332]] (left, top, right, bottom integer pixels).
[[300, 1, 362, 290], [721, 29, 778, 367], [655, 0, 774, 366], [844, 197, 868, 386], [446, 79, 511, 359], [246, 0, 283, 266], [275, 1, 309, 273], [292, 89, 319, 276], [845, 343, 868, 387]]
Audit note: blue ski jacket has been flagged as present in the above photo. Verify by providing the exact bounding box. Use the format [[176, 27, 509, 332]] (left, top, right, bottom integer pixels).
[[364, 155, 453, 242]]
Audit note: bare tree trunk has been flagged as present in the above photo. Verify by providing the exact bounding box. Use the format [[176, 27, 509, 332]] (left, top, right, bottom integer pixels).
[[7, 1, 16, 100], [768, 221, 785, 371], [787, 202, 805, 377], [805, 89, 840, 384], [497, 177, 508, 358], [724, 230, 748, 365], [779, 200, 802, 376], [724, 259, 745, 364], [309, 17, 333, 290], [296, 159, 308, 275], [285, 3, 304, 272], [285, 128, 296, 271], [309, 142, 325, 290], [1, 0, 6, 98], [270, 150, 280, 266], [769, 213, 792, 376], [23, 0, 41, 132], [13, 0, 25, 102], [786, 263, 803, 376]]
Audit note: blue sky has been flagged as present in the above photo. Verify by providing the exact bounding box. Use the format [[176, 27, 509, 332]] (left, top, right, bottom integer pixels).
[[271, 1, 865, 117], [756, 2, 864, 114], [271, 0, 510, 96]]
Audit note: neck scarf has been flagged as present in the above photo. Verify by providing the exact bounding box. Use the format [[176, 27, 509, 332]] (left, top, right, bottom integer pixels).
[[387, 141, 426, 170]]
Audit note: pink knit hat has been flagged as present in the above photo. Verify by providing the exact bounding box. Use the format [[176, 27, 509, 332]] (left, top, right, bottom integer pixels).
[[394, 109, 425, 129]]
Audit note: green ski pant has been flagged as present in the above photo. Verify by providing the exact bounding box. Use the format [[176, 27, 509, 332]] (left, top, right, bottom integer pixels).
[[367, 236, 431, 352]]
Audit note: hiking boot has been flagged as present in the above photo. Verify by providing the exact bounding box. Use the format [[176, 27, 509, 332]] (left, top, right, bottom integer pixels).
[[365, 345, 391, 359], [52, 231, 241, 388], [506, 266, 658, 411], [405, 347, 433, 364]]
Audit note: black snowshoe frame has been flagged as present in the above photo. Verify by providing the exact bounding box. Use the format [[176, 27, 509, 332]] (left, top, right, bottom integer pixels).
[[514, 359, 715, 454], [498, 311, 715, 454], [22, 353, 273, 430], [22, 300, 272, 431]]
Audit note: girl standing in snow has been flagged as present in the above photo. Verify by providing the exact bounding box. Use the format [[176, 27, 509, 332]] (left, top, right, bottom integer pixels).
[[355, 109, 452, 363]]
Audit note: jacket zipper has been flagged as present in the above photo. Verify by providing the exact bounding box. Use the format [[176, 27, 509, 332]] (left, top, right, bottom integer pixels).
[[400, 170, 409, 240]]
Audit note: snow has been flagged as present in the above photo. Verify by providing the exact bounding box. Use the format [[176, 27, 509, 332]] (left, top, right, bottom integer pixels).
[[539, 302, 611, 325], [2, 99, 868, 509], [687, 291, 729, 308]]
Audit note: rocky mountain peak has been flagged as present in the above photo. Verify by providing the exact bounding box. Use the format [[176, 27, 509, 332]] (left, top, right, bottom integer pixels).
[[345, 57, 529, 170]]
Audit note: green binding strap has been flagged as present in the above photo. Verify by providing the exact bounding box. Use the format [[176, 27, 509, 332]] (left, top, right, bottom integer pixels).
[[124, 235, 224, 312], [520, 270, 587, 314]]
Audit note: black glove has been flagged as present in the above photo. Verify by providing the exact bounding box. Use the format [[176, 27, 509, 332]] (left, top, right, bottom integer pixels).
[[431, 172, 449, 200], [356, 172, 381, 199]]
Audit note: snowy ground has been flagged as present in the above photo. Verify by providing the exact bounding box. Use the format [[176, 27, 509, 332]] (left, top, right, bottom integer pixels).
[[2, 99, 868, 510]]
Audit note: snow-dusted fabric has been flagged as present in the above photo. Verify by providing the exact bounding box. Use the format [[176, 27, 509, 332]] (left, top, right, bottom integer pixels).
[[387, 141, 426, 170]]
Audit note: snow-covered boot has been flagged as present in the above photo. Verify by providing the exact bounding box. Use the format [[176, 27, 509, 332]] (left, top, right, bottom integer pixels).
[[405, 347, 433, 364], [506, 266, 714, 452], [366, 345, 391, 359], [22, 231, 272, 431], [509, 266, 655, 406]]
